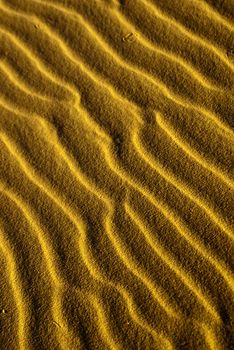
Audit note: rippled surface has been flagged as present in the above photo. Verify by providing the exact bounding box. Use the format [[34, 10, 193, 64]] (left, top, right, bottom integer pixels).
[[0, 0, 233, 349]]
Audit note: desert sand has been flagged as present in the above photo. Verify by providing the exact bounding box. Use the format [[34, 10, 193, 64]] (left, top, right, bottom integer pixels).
[[0, 0, 233, 349]]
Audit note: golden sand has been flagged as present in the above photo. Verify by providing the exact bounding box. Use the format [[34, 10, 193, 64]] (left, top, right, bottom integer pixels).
[[0, 0, 233, 348]]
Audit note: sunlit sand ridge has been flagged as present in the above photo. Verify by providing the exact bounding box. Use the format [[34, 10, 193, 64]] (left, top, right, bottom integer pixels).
[[0, 0, 233, 348]]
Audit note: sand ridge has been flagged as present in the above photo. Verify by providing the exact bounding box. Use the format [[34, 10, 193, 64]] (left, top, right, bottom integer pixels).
[[0, 0, 233, 349]]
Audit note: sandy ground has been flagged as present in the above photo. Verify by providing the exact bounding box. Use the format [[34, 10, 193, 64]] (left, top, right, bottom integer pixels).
[[0, 0, 233, 349]]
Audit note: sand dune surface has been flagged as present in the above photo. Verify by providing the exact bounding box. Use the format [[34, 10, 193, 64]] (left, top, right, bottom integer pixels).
[[0, 0, 233, 349]]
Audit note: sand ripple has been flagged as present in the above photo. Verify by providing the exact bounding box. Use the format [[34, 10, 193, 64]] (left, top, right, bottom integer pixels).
[[0, 0, 233, 349]]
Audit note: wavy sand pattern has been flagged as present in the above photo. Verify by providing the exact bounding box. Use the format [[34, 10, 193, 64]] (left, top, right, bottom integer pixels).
[[0, 0, 233, 348]]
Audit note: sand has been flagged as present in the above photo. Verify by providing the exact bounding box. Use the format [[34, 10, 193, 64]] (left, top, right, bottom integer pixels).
[[0, 0, 233, 349]]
